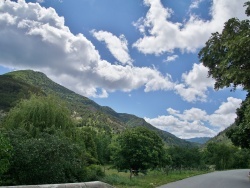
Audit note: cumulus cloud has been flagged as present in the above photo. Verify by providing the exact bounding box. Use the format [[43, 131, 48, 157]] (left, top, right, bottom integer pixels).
[[145, 114, 216, 139], [175, 63, 215, 102], [133, 0, 247, 54], [0, 0, 173, 98], [145, 97, 242, 139], [208, 97, 242, 130], [92, 30, 133, 65], [164, 54, 178, 62]]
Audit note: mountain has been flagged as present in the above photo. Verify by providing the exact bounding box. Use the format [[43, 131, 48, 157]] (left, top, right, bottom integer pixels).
[[0, 74, 44, 111], [205, 125, 234, 146], [185, 137, 211, 144], [1, 70, 195, 147]]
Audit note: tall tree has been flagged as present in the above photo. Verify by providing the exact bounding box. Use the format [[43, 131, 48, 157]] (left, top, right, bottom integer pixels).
[[198, 2, 250, 148], [198, 7, 250, 91], [2, 95, 74, 137], [226, 94, 250, 148]]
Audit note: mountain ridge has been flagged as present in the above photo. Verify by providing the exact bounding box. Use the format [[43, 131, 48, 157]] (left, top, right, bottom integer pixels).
[[185, 137, 211, 144], [1, 70, 195, 147]]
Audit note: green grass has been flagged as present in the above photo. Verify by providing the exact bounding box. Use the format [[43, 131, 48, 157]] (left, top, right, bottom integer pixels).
[[100, 168, 210, 188]]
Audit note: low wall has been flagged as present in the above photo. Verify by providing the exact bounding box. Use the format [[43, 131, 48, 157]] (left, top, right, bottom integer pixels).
[[0, 181, 114, 188]]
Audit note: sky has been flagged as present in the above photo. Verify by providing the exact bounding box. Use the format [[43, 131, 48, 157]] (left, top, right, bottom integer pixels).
[[0, 0, 248, 139]]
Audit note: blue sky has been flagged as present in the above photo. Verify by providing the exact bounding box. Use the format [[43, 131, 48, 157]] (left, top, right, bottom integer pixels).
[[0, 0, 248, 138]]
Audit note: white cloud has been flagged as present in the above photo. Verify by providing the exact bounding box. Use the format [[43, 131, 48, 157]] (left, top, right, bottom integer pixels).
[[133, 0, 247, 54], [176, 108, 208, 122], [145, 115, 216, 139], [0, 0, 174, 98], [164, 54, 178, 62], [145, 97, 242, 139], [208, 97, 242, 130], [175, 63, 215, 102], [92, 30, 133, 65], [189, 0, 203, 10]]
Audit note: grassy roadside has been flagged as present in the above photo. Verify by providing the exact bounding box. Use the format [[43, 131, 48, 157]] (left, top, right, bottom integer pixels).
[[100, 168, 211, 188]]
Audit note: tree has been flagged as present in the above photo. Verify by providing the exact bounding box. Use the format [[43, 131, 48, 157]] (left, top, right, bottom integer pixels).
[[75, 127, 98, 164], [2, 95, 75, 138], [226, 94, 250, 148], [0, 132, 12, 183], [245, 1, 250, 16], [94, 130, 112, 166], [203, 143, 235, 170], [198, 2, 250, 148], [202, 142, 250, 169], [167, 146, 202, 170], [231, 148, 250, 168], [110, 127, 165, 177], [198, 6, 250, 91], [4, 130, 87, 185]]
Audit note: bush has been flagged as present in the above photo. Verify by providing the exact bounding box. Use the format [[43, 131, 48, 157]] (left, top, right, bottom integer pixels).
[[3, 130, 87, 185], [86, 165, 105, 181]]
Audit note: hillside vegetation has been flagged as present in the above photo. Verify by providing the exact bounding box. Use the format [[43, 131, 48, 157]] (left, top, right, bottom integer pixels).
[[205, 125, 235, 146], [0, 74, 43, 111], [3, 70, 193, 147]]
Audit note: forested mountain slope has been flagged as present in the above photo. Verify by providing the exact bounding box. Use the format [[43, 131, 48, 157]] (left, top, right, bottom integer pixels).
[[1, 70, 194, 147], [205, 125, 234, 146], [0, 74, 44, 111]]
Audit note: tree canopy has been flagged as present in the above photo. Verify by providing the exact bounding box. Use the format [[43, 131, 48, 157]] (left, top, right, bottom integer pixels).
[[0, 133, 12, 183], [2, 95, 74, 137], [198, 1, 250, 149], [6, 131, 86, 185], [110, 127, 166, 175], [226, 94, 250, 148], [167, 146, 202, 169], [198, 4, 250, 91]]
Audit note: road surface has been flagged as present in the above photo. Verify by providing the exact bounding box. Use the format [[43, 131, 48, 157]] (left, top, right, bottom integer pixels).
[[158, 169, 250, 188]]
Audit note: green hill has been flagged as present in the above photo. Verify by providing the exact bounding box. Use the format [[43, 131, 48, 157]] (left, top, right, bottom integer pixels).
[[1, 70, 194, 147], [0, 74, 44, 111], [205, 125, 234, 146]]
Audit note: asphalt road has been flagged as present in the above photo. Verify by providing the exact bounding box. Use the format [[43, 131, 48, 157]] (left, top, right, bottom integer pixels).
[[158, 169, 250, 188]]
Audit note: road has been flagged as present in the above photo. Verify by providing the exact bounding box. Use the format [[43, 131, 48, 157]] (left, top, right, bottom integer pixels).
[[158, 169, 250, 188]]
